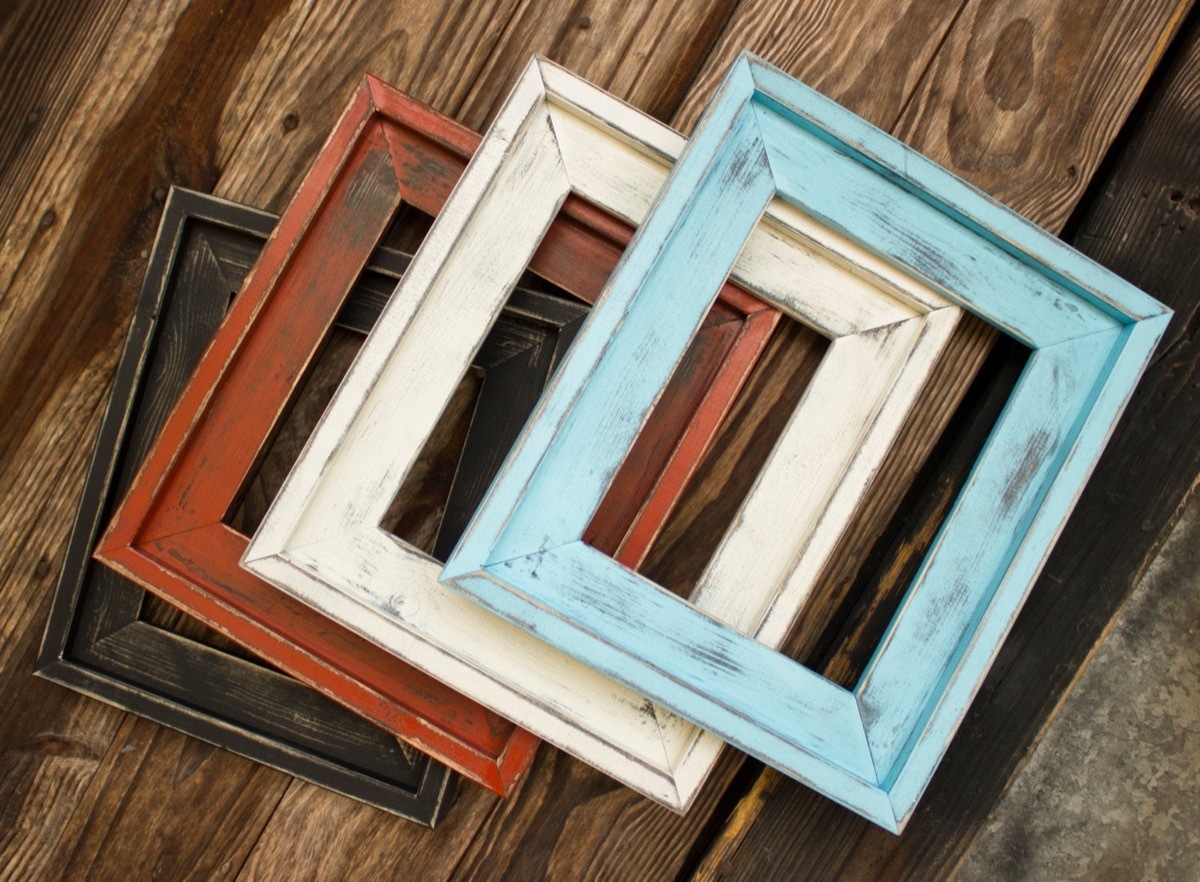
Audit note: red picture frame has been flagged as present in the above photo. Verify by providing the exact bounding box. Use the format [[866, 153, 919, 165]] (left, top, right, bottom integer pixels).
[[98, 75, 777, 795]]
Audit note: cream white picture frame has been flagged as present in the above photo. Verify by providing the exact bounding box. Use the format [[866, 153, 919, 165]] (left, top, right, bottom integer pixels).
[[243, 57, 960, 810]]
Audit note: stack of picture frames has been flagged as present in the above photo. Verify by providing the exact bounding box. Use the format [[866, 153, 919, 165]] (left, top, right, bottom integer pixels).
[[42, 51, 1170, 833], [62, 66, 783, 820]]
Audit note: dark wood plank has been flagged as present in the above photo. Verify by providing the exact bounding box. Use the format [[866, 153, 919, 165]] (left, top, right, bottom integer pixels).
[[40, 715, 287, 882], [450, 746, 749, 881], [453, 0, 740, 130], [0, 0, 291, 470], [0, 0, 127, 238], [0, 15, 291, 860], [212, 0, 531, 212], [235, 778, 495, 882], [671, 0, 970, 135], [0, 679, 123, 880]]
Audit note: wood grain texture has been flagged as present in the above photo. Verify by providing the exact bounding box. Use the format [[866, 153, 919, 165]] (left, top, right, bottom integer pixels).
[[0, 0, 287, 470], [455, 0, 739, 129], [38, 716, 285, 882], [449, 745, 747, 881], [893, 0, 1193, 233], [212, 0, 528, 211], [0, 0, 1193, 877], [0, 679, 123, 880], [235, 777, 493, 882], [0, 0, 126, 239], [670, 0, 969, 134]]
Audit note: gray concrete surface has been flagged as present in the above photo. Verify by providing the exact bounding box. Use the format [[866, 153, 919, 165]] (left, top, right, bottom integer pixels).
[[957, 493, 1200, 882]]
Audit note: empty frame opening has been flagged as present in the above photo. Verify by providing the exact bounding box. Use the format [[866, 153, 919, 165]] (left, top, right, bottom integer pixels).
[[228, 325, 371, 537], [380, 277, 587, 562], [818, 330, 1030, 689], [381, 366, 486, 554], [590, 311, 828, 598], [224, 206, 441, 538]]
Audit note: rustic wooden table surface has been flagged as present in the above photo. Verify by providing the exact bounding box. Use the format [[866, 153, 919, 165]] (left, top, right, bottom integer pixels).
[[2, 1, 1198, 879]]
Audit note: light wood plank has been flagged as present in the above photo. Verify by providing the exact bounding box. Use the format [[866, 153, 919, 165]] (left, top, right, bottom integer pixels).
[[213, 0, 529, 212]]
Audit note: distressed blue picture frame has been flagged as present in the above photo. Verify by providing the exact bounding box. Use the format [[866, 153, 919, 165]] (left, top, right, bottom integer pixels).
[[441, 52, 1171, 832]]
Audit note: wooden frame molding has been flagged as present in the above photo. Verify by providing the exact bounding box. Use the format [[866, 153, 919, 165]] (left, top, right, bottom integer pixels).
[[39, 188, 453, 824], [243, 59, 958, 810], [97, 74, 775, 797], [439, 54, 1173, 832]]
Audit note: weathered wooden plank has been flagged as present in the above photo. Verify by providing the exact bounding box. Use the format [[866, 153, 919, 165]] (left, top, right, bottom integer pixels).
[[235, 777, 494, 882], [454, 0, 739, 129], [449, 747, 746, 881], [0, 0, 289, 468], [893, 0, 1194, 233], [0, 679, 122, 881], [213, 0, 529, 211], [670, 0, 970, 135], [39, 716, 286, 881], [0, 0, 127, 240]]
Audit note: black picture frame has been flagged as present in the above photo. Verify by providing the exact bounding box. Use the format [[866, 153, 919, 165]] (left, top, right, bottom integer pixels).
[[36, 187, 586, 824]]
